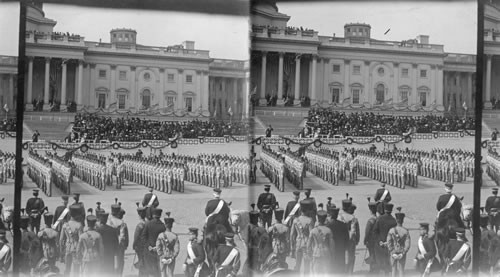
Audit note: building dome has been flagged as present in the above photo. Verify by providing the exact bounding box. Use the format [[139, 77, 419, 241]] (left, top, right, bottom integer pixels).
[[110, 28, 137, 45], [344, 23, 371, 39]]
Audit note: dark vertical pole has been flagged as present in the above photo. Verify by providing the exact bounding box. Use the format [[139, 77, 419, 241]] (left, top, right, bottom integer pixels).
[[472, 0, 484, 275]]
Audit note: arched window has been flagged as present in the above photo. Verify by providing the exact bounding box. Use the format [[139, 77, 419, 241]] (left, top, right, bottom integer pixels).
[[142, 89, 151, 109], [376, 84, 385, 104]]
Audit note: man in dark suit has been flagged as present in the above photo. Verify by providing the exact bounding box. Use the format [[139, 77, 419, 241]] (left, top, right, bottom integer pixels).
[[26, 189, 45, 233], [284, 191, 300, 227], [372, 203, 397, 276], [257, 184, 277, 229], [374, 183, 391, 215], [53, 195, 69, 237], [141, 208, 166, 277], [142, 188, 159, 220], [326, 207, 349, 274], [485, 187, 499, 214], [205, 188, 231, 232], [436, 183, 464, 228], [96, 212, 118, 275]]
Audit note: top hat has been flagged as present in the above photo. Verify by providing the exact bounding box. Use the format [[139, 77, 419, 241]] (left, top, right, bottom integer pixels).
[[384, 203, 394, 213], [293, 191, 300, 196], [249, 211, 260, 223], [274, 209, 284, 221], [188, 227, 199, 235], [419, 222, 430, 230], [164, 217, 175, 225], [44, 213, 54, 226], [153, 208, 163, 218]]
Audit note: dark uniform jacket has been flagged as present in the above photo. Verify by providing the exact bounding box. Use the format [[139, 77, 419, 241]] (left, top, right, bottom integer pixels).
[[257, 192, 277, 211], [141, 218, 166, 248], [415, 235, 438, 273], [374, 188, 391, 203], [96, 224, 118, 273], [444, 239, 471, 272], [142, 193, 159, 218], [436, 193, 462, 215], [327, 219, 348, 272], [486, 196, 497, 214], [133, 220, 146, 254], [186, 240, 205, 266], [364, 216, 377, 248], [373, 214, 397, 243], [284, 200, 300, 220], [205, 198, 230, 219], [213, 244, 241, 276], [26, 197, 45, 217]]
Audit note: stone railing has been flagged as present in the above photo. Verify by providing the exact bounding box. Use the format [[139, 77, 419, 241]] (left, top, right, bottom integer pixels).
[[318, 36, 444, 53], [26, 31, 85, 45]]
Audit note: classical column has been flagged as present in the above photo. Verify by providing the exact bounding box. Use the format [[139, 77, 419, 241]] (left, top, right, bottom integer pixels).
[[311, 54, 317, 104], [323, 59, 329, 103], [130, 66, 136, 109], [412, 64, 418, 105], [177, 69, 184, 109], [466, 72, 473, 110], [89, 64, 96, 108], [233, 78, 238, 116], [77, 60, 83, 108], [364, 61, 370, 103], [393, 62, 399, 102], [61, 60, 68, 109], [8, 74, 13, 112], [244, 73, 250, 118], [443, 72, 449, 109], [26, 56, 34, 110], [485, 54, 493, 109], [109, 64, 116, 108], [294, 54, 301, 104], [260, 51, 267, 104], [343, 59, 350, 103], [430, 65, 436, 107], [277, 52, 284, 104], [159, 68, 165, 108], [43, 57, 51, 110], [437, 65, 444, 106], [203, 71, 209, 111]]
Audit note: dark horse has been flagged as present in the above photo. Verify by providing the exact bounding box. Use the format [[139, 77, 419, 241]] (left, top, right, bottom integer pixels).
[[202, 215, 231, 276], [434, 208, 465, 267]]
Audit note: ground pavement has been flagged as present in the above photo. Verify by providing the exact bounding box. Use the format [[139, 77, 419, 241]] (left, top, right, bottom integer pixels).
[[18, 143, 250, 277], [251, 138, 482, 276]]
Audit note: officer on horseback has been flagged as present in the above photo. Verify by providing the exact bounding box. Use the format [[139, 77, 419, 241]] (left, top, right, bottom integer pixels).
[[443, 228, 471, 275], [374, 183, 391, 215], [436, 183, 464, 228], [205, 188, 232, 233]]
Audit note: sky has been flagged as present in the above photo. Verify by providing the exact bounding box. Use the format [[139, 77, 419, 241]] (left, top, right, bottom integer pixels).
[[277, 1, 477, 55], [0, 2, 20, 56], [42, 3, 250, 60]]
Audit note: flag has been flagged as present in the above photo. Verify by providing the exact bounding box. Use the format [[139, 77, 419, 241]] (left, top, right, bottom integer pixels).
[[463, 101, 468, 110], [228, 106, 233, 117]]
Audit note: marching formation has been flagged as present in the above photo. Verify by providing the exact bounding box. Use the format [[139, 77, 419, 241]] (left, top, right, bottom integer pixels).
[[0, 151, 15, 185], [487, 147, 500, 186]]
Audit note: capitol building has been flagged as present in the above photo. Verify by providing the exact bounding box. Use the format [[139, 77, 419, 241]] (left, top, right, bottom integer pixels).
[[250, 2, 476, 112], [22, 2, 249, 119]]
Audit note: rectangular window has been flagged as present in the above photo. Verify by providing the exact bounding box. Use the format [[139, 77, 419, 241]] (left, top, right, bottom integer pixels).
[[168, 74, 175, 82], [402, 68, 409, 77], [118, 95, 126, 109], [185, 97, 193, 112], [352, 89, 360, 104], [98, 94, 106, 108], [420, 92, 427, 106], [332, 64, 340, 73], [186, 75, 193, 83], [420, 69, 427, 78], [400, 90, 409, 102], [167, 96, 175, 108], [353, 65, 361, 75], [119, 71, 127, 80], [98, 70, 106, 78], [332, 88, 340, 103]]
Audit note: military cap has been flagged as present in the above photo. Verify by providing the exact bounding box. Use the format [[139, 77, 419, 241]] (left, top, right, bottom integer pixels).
[[44, 213, 54, 226], [164, 217, 175, 225], [98, 212, 109, 222], [384, 203, 394, 212], [493, 187, 499, 193], [444, 183, 453, 189], [69, 205, 81, 217], [149, 188, 154, 192], [111, 204, 121, 214], [61, 195, 69, 201], [305, 188, 312, 193], [33, 189, 39, 194], [292, 191, 300, 196], [0, 229, 6, 238], [300, 199, 315, 212], [368, 202, 377, 214], [224, 232, 235, 239], [327, 197, 332, 201], [317, 210, 327, 221], [264, 184, 271, 189], [86, 215, 97, 223], [274, 209, 284, 221], [249, 211, 260, 223], [327, 207, 340, 219], [73, 193, 80, 198], [395, 212, 405, 222], [188, 227, 199, 235], [137, 206, 146, 214], [419, 223, 429, 230], [341, 199, 352, 211], [213, 188, 222, 193], [153, 208, 163, 217]]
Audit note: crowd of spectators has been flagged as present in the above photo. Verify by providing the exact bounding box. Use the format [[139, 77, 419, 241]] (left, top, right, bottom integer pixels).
[[304, 109, 475, 137], [27, 30, 81, 41], [69, 113, 249, 142]]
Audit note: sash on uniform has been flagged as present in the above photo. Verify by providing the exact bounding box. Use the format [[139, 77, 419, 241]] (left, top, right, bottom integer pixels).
[[284, 202, 300, 225], [221, 248, 238, 266], [205, 200, 224, 223], [0, 244, 8, 261], [437, 195, 456, 216], [451, 243, 469, 262], [187, 242, 203, 277], [379, 189, 389, 202], [418, 237, 427, 256], [52, 208, 69, 229], [147, 194, 157, 207]]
